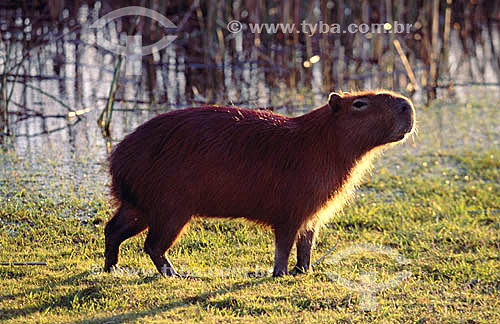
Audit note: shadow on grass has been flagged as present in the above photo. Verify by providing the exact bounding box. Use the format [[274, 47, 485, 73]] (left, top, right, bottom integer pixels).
[[0, 270, 91, 304], [0, 268, 271, 323], [65, 276, 272, 324], [0, 271, 95, 321]]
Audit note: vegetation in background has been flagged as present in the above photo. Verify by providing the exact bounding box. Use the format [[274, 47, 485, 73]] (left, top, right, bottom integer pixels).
[[2, 0, 500, 143]]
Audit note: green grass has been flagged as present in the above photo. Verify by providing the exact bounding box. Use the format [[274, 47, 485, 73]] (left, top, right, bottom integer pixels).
[[1, 95, 499, 323]]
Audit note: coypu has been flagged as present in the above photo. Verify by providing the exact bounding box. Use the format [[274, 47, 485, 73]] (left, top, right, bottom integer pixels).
[[104, 90, 415, 277]]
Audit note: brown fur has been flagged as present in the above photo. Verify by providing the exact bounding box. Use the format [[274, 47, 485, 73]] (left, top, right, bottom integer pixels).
[[104, 90, 416, 277]]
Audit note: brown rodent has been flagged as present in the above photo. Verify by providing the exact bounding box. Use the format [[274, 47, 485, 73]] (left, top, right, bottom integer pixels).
[[104, 90, 416, 277]]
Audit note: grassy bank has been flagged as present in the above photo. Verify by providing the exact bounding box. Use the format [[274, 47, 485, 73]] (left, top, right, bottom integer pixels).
[[1, 96, 499, 323]]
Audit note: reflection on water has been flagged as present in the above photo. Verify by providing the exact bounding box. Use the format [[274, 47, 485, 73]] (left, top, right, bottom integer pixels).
[[0, 1, 499, 160]]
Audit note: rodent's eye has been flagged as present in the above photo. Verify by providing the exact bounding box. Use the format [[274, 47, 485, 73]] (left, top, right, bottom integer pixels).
[[352, 99, 369, 110]]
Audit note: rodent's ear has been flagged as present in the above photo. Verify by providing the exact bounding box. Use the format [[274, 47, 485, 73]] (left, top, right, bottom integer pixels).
[[328, 92, 342, 113]]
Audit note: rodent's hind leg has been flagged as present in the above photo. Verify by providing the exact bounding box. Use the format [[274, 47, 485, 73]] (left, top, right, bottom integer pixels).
[[144, 214, 191, 277], [104, 204, 148, 272]]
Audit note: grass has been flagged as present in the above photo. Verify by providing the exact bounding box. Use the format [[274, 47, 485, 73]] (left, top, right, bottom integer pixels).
[[0, 94, 499, 323]]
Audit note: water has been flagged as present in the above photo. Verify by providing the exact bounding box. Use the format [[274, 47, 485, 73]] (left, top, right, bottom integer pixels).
[[0, 2, 499, 191]]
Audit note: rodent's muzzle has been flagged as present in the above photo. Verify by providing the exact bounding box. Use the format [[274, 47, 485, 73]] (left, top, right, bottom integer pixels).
[[392, 98, 416, 141]]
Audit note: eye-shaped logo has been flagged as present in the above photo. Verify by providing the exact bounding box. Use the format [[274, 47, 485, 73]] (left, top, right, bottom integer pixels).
[[89, 6, 177, 75], [324, 243, 411, 311]]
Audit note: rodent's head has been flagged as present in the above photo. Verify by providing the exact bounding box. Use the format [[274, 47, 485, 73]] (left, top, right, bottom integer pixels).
[[328, 90, 416, 147]]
